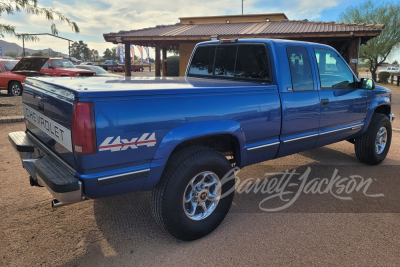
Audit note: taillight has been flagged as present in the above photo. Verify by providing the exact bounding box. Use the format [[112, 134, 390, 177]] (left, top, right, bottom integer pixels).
[[71, 102, 97, 155]]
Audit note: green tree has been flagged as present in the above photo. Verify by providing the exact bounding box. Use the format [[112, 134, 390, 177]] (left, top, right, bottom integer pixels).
[[392, 60, 399, 65], [338, 0, 400, 81], [19, 51, 30, 57], [111, 47, 118, 61], [103, 48, 112, 60], [70, 41, 90, 60], [0, 0, 79, 42], [31, 51, 44, 56], [4, 51, 17, 57]]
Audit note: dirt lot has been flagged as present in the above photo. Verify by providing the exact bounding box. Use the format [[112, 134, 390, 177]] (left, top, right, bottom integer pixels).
[[1, 122, 400, 266]]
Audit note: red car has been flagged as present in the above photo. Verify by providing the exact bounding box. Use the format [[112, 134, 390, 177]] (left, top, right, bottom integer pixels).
[[0, 57, 49, 96], [40, 58, 96, 77]]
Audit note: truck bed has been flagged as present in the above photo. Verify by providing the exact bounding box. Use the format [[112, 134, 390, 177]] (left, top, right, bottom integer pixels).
[[25, 77, 275, 98]]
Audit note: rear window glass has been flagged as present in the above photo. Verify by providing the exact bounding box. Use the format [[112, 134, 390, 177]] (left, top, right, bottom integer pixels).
[[188, 44, 271, 82], [188, 46, 216, 75], [235, 45, 271, 81], [214, 46, 237, 77]]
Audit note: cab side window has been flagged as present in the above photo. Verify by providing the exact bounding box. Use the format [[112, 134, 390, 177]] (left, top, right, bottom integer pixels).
[[286, 46, 314, 91], [314, 48, 355, 89]]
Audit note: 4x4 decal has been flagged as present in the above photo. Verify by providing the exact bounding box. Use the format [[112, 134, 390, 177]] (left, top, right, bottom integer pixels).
[[99, 132, 156, 152]]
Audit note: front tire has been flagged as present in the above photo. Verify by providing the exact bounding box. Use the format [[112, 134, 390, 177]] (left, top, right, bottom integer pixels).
[[8, 81, 22, 96], [152, 146, 235, 241], [355, 113, 392, 165]]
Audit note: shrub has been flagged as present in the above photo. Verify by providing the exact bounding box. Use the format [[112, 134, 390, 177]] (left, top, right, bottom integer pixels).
[[167, 56, 180, 77], [378, 71, 391, 84]]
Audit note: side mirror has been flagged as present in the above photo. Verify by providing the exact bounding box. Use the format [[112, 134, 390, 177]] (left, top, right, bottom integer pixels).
[[360, 78, 375, 90]]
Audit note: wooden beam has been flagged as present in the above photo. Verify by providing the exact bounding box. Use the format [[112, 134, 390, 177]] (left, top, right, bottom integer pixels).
[[155, 42, 161, 77], [162, 46, 167, 77], [348, 37, 360, 77], [124, 41, 131, 77]]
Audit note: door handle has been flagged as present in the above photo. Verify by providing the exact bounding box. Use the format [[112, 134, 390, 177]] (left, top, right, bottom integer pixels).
[[321, 99, 329, 106], [38, 102, 44, 111]]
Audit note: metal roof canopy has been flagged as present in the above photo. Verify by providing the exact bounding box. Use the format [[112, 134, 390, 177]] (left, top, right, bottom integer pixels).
[[103, 13, 385, 78]]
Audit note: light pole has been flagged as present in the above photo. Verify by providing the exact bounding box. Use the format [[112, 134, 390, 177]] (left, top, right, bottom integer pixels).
[[16, 33, 73, 58]]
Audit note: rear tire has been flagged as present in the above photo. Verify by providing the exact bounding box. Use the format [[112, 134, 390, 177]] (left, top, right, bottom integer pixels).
[[152, 146, 235, 241], [8, 81, 22, 96], [355, 113, 392, 165]]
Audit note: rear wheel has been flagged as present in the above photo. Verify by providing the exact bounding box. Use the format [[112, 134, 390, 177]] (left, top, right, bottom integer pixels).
[[8, 81, 22, 96], [355, 113, 392, 165], [152, 146, 235, 241]]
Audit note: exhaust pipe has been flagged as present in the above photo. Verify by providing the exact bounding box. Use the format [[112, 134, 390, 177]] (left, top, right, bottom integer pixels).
[[52, 199, 72, 208], [51, 197, 86, 208]]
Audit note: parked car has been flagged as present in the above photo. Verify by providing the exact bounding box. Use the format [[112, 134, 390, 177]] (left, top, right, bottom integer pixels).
[[384, 67, 399, 73], [0, 57, 49, 96], [75, 65, 120, 77], [99, 60, 123, 71], [64, 57, 82, 65], [9, 39, 395, 241], [80, 62, 97, 65], [99, 60, 144, 72], [40, 58, 96, 77]]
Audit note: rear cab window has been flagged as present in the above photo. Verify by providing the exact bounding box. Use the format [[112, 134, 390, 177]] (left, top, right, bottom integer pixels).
[[187, 43, 272, 82]]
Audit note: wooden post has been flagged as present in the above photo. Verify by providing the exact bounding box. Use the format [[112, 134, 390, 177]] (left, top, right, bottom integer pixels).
[[124, 41, 131, 77], [155, 42, 161, 77], [348, 38, 360, 78], [162, 46, 167, 77]]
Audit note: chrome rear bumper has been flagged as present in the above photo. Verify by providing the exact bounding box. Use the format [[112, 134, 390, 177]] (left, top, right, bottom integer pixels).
[[9, 131, 84, 208]]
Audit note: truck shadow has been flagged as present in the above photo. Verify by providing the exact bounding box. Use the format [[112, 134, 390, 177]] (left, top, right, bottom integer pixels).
[[60, 145, 400, 266]]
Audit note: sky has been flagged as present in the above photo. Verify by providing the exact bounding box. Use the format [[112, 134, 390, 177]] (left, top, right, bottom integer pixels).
[[1, 0, 399, 62]]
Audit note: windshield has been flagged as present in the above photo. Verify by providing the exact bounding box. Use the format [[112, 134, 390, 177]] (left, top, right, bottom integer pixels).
[[2, 61, 18, 71], [90, 66, 108, 74], [80, 66, 108, 74], [51, 59, 75, 68]]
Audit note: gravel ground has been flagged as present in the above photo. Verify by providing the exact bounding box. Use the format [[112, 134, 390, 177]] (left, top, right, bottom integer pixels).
[[1, 122, 400, 266], [0, 95, 22, 117]]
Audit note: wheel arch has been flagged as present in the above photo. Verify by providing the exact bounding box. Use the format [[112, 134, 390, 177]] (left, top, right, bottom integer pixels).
[[142, 120, 245, 190], [362, 97, 391, 133]]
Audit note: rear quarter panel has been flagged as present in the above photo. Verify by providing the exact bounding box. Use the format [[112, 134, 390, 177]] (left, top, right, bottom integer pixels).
[[77, 86, 281, 198]]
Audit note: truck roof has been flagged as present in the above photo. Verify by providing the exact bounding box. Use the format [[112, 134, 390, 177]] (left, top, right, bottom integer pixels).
[[198, 38, 334, 49]]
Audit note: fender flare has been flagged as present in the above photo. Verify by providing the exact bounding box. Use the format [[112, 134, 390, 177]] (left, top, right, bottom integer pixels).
[[361, 96, 391, 132], [142, 120, 245, 190]]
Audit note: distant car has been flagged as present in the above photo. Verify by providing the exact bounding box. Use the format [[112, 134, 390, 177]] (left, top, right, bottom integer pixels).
[[99, 60, 144, 72], [0, 57, 49, 96], [64, 57, 82, 65], [99, 60, 124, 72], [40, 58, 96, 77], [75, 65, 120, 77], [80, 62, 98, 65], [384, 67, 399, 73]]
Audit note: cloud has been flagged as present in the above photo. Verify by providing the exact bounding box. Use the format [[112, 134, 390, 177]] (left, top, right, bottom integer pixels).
[[0, 0, 350, 57]]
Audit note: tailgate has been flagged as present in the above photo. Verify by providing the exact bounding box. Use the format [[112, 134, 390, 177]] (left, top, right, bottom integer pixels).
[[22, 79, 76, 168]]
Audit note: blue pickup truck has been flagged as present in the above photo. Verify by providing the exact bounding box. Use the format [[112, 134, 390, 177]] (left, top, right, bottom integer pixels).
[[9, 39, 395, 240]]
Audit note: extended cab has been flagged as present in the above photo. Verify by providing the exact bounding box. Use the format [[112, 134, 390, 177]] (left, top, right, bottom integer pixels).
[[9, 39, 395, 240], [40, 58, 96, 77], [0, 57, 49, 96]]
